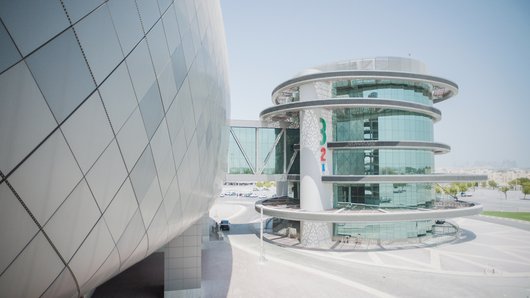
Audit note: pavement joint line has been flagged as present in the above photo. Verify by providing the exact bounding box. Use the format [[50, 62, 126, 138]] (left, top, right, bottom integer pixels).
[[287, 243, 530, 278], [460, 243, 530, 264], [368, 252, 384, 265], [438, 252, 508, 275], [429, 249, 442, 270], [475, 232, 530, 245], [226, 234, 396, 298], [441, 248, 530, 265], [211, 195, 530, 284], [378, 251, 435, 269]]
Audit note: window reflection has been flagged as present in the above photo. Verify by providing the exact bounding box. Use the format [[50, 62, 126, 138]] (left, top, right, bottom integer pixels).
[[333, 109, 433, 142], [333, 183, 434, 209]]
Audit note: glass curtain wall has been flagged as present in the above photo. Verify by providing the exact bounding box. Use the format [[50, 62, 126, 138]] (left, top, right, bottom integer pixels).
[[333, 183, 434, 208], [329, 78, 437, 239], [334, 220, 435, 241], [228, 127, 299, 175], [333, 79, 434, 106]]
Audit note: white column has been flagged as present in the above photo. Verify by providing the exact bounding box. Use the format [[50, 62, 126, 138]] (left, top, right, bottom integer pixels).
[[275, 181, 288, 197], [164, 220, 202, 298], [299, 81, 333, 248]]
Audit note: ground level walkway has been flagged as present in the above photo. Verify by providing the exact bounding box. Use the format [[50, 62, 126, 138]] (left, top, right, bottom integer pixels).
[[204, 197, 530, 297]]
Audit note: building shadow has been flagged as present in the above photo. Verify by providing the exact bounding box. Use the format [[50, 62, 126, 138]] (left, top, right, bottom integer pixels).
[[452, 228, 477, 244], [221, 223, 256, 235], [92, 235, 236, 298], [93, 252, 164, 298]]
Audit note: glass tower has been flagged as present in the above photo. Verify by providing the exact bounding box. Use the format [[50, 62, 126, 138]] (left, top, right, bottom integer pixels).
[[256, 57, 485, 247]]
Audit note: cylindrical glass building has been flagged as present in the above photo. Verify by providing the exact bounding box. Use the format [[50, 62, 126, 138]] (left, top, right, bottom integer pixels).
[[257, 57, 485, 247]]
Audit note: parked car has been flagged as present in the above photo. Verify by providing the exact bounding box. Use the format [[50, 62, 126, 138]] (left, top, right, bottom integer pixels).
[[219, 219, 230, 231], [460, 192, 472, 197]]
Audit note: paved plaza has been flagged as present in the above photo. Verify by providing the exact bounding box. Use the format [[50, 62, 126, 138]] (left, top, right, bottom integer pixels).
[[205, 189, 530, 298]]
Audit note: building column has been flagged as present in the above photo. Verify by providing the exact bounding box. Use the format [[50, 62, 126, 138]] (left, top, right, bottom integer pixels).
[[276, 180, 288, 197], [299, 80, 333, 247], [164, 220, 202, 298]]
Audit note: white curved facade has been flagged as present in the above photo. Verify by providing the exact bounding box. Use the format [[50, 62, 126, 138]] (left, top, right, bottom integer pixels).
[[0, 0, 229, 297]]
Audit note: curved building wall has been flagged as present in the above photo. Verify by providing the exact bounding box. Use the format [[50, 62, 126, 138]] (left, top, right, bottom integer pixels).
[[0, 0, 229, 297]]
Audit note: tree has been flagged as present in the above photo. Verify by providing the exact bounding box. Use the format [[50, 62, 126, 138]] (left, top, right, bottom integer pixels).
[[522, 183, 530, 199], [481, 181, 487, 188], [499, 186, 510, 200], [508, 179, 518, 190], [488, 180, 498, 189], [435, 184, 443, 195], [448, 185, 459, 197], [518, 178, 530, 184], [456, 183, 469, 194]]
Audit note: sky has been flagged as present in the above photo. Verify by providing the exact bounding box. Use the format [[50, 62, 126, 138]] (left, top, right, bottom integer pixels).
[[220, 0, 530, 169]]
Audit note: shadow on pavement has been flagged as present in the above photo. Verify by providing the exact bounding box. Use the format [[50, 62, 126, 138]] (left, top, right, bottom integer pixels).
[[452, 228, 477, 244], [221, 223, 256, 235]]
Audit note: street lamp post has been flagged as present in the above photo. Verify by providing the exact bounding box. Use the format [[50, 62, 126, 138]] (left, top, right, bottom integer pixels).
[[259, 204, 266, 263]]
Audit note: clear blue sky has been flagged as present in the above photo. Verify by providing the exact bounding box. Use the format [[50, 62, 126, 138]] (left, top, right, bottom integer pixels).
[[220, 0, 530, 169]]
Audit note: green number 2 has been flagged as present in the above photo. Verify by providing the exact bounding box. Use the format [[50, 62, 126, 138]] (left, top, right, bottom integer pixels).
[[319, 117, 326, 145]]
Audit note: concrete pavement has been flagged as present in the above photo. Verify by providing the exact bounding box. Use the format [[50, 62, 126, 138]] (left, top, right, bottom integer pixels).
[[204, 196, 530, 297]]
